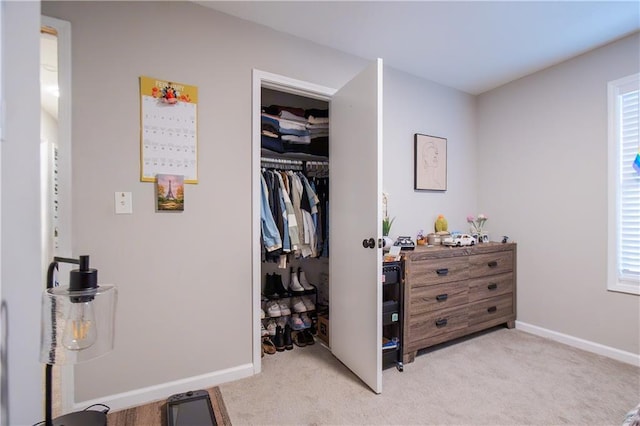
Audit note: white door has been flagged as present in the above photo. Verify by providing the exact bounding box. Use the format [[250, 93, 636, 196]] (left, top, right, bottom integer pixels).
[[329, 59, 383, 393]]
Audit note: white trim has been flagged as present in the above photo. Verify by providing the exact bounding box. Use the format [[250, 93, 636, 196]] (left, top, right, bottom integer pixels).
[[516, 321, 640, 367], [607, 73, 640, 295], [251, 69, 335, 373], [41, 15, 75, 415], [74, 363, 254, 413]]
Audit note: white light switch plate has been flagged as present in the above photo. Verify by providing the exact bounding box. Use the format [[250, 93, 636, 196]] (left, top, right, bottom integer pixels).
[[115, 192, 132, 214]]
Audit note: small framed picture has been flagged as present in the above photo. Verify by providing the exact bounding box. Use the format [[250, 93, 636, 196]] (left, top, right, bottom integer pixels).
[[414, 133, 447, 191], [156, 174, 184, 211]]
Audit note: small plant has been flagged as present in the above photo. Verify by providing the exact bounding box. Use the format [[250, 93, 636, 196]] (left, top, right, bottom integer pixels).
[[382, 216, 395, 237]]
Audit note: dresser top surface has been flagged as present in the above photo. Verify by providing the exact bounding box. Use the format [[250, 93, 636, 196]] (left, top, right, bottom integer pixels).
[[403, 242, 516, 260]]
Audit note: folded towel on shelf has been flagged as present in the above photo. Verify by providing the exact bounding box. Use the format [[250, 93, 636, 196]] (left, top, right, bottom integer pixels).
[[307, 115, 329, 124], [279, 110, 308, 123], [264, 105, 306, 119]]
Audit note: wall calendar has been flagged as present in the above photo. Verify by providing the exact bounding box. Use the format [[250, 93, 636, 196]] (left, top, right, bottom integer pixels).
[[139, 76, 198, 183]]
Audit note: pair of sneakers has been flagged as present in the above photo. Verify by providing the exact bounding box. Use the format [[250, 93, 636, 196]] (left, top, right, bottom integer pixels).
[[290, 312, 312, 330], [290, 296, 315, 313], [265, 299, 292, 317], [288, 267, 315, 293]]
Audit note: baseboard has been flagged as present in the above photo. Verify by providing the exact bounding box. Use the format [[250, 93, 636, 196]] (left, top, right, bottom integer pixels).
[[74, 362, 254, 413], [516, 321, 640, 367]]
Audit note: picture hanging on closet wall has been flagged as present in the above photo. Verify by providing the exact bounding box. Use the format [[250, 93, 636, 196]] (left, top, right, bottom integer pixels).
[[156, 174, 184, 211], [140, 76, 198, 184], [414, 133, 447, 191]]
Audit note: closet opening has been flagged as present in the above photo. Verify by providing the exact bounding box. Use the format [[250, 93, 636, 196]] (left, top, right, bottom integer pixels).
[[252, 61, 384, 394], [258, 87, 331, 360]]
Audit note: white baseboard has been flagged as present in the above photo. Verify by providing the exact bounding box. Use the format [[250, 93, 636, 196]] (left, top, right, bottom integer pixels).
[[516, 321, 640, 367], [74, 362, 254, 413]]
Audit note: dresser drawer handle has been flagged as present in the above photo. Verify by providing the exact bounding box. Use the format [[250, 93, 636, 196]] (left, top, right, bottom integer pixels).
[[487, 261, 498, 268], [436, 294, 448, 302], [436, 268, 449, 276], [487, 283, 498, 290], [435, 318, 448, 327], [487, 306, 497, 313]]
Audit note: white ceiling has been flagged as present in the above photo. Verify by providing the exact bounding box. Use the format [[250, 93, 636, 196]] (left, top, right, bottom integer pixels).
[[198, 1, 640, 94]]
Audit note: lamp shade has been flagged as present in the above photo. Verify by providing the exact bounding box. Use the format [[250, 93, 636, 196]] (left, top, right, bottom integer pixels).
[[40, 284, 117, 365]]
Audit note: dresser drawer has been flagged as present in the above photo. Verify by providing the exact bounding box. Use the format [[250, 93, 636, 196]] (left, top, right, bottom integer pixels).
[[468, 293, 513, 326], [408, 305, 468, 340], [468, 272, 514, 302], [469, 250, 513, 278], [409, 280, 468, 315], [407, 256, 468, 287]]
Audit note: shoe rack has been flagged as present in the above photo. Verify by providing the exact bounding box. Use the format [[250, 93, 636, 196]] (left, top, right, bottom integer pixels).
[[261, 263, 320, 354]]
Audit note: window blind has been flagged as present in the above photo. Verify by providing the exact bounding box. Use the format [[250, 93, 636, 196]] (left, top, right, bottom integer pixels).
[[618, 87, 640, 285]]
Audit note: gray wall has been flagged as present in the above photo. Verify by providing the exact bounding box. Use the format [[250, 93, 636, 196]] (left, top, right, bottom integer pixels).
[[40, 0, 371, 403], [477, 33, 640, 354]]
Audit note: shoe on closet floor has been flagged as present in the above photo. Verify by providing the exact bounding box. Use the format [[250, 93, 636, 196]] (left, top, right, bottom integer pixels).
[[301, 296, 315, 311], [300, 313, 312, 328], [263, 273, 279, 299], [266, 319, 277, 336], [278, 299, 291, 316], [266, 300, 281, 317], [276, 315, 289, 329], [291, 297, 307, 313], [283, 324, 293, 350], [289, 269, 305, 294], [273, 273, 291, 297], [292, 331, 307, 347], [262, 337, 277, 355], [302, 330, 315, 345], [273, 326, 286, 352], [298, 269, 315, 291], [261, 322, 269, 337], [290, 313, 305, 330]]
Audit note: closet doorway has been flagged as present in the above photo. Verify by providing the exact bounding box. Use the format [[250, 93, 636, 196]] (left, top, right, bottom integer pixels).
[[251, 60, 384, 393]]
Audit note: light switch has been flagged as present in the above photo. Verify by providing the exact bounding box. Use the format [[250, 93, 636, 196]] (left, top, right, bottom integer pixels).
[[115, 192, 132, 214]]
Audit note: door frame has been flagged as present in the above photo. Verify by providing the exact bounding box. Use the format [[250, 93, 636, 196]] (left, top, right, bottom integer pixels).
[[41, 15, 74, 415], [251, 70, 336, 372]]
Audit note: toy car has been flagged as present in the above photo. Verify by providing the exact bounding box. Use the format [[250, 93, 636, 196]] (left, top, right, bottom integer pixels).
[[443, 233, 476, 247]]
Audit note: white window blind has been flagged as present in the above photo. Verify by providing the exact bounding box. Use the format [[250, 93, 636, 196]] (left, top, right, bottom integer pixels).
[[608, 73, 640, 295]]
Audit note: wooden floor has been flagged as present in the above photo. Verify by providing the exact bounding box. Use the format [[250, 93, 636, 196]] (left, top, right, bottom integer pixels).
[[107, 387, 231, 426]]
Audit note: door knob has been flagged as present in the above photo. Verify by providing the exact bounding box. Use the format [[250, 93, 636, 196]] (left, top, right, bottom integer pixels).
[[362, 238, 376, 249]]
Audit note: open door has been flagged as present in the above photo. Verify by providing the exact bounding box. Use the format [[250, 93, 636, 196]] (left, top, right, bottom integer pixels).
[[329, 59, 383, 393]]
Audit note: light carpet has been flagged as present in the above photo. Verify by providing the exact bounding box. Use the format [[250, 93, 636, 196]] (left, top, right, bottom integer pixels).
[[219, 328, 639, 425]]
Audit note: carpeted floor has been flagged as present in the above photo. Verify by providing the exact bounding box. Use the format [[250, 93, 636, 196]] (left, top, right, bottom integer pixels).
[[219, 327, 640, 425]]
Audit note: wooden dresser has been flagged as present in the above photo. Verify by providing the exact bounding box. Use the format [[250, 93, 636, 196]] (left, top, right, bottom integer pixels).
[[402, 242, 516, 363]]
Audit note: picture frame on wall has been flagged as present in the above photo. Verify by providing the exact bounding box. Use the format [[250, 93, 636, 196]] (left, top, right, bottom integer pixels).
[[414, 133, 447, 191]]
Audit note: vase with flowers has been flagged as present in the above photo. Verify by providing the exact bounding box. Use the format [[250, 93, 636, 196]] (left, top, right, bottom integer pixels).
[[467, 214, 488, 243]]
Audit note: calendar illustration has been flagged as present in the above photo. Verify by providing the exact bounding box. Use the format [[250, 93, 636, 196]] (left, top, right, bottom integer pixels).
[[140, 76, 198, 183]]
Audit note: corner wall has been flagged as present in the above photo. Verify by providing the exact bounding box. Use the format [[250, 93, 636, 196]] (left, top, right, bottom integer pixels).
[[477, 33, 640, 355]]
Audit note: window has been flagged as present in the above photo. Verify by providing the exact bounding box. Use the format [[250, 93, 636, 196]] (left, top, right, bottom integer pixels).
[[608, 73, 640, 295]]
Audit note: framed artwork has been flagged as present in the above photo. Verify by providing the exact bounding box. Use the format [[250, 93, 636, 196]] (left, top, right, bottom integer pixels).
[[156, 174, 184, 211], [414, 133, 447, 191]]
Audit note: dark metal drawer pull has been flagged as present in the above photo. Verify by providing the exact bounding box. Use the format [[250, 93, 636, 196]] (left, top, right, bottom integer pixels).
[[436, 294, 448, 302], [435, 318, 448, 327], [436, 268, 449, 276], [487, 261, 498, 268], [487, 283, 498, 290], [487, 306, 497, 313]]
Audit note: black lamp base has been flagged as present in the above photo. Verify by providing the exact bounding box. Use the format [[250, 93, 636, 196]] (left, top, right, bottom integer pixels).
[[52, 410, 107, 426]]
